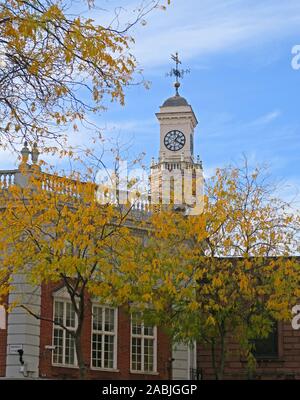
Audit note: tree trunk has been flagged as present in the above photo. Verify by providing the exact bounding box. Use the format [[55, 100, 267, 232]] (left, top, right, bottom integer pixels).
[[74, 294, 86, 380], [75, 332, 86, 380], [218, 332, 226, 380], [211, 339, 219, 380], [211, 329, 226, 380]]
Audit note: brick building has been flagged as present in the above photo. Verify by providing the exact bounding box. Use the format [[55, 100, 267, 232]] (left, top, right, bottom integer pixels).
[[197, 321, 300, 380], [0, 282, 172, 380], [0, 82, 299, 380], [0, 84, 200, 380]]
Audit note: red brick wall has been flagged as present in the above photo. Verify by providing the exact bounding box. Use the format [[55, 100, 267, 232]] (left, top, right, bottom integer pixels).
[[0, 323, 7, 376], [39, 283, 172, 379], [198, 322, 300, 380], [0, 300, 7, 377]]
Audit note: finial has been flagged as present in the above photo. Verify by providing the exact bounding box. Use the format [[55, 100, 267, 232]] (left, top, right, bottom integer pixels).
[[20, 141, 30, 164], [174, 82, 180, 96], [166, 52, 190, 96], [31, 142, 39, 164]]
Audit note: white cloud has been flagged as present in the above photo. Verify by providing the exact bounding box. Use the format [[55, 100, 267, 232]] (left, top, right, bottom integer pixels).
[[274, 178, 300, 214], [128, 0, 300, 68], [248, 110, 282, 127], [101, 118, 156, 134], [0, 148, 19, 170]]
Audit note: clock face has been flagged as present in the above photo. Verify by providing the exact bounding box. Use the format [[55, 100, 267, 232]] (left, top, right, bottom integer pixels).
[[164, 130, 186, 152]]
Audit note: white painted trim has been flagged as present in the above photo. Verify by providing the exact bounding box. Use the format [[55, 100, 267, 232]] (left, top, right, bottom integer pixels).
[[130, 370, 159, 376], [52, 286, 70, 299], [52, 363, 79, 369], [90, 368, 120, 373]]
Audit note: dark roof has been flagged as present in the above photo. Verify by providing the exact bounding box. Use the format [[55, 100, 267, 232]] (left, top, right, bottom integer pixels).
[[162, 95, 189, 107]]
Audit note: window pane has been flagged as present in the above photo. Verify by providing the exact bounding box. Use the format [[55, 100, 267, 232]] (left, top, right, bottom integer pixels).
[[131, 337, 142, 371], [131, 313, 142, 335], [53, 300, 77, 366], [253, 324, 278, 359], [93, 306, 103, 331], [65, 331, 75, 365], [92, 333, 102, 368], [66, 303, 75, 328], [92, 307, 116, 369], [104, 335, 114, 368], [144, 338, 154, 372], [104, 308, 115, 332], [53, 328, 63, 364], [144, 325, 154, 337], [54, 301, 64, 326], [131, 313, 156, 372]]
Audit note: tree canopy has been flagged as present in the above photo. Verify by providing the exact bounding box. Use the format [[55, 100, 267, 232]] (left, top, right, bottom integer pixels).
[[127, 161, 300, 379], [0, 0, 168, 147], [0, 161, 142, 377]]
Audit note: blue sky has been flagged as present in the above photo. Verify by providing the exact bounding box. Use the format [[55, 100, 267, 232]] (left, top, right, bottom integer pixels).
[[1, 0, 300, 203]]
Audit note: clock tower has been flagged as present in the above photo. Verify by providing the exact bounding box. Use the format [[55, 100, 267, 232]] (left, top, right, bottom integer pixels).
[[150, 54, 203, 211], [157, 92, 197, 163]]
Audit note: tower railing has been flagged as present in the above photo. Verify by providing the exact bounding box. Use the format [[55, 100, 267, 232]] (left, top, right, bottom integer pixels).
[[0, 170, 17, 188], [0, 167, 152, 215]]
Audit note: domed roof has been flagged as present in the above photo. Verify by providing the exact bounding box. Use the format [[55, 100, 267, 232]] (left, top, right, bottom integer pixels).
[[162, 95, 189, 107]]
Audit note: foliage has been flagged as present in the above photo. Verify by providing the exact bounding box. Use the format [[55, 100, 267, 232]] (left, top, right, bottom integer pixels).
[[129, 160, 300, 379], [1, 154, 299, 379], [0, 0, 168, 146], [0, 162, 140, 377]]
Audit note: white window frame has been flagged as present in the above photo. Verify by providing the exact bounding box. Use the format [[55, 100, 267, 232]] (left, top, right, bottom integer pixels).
[[52, 299, 78, 368], [90, 305, 118, 371], [130, 314, 157, 374]]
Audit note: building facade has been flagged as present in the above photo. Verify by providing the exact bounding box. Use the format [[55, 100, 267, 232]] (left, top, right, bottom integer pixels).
[[1, 83, 299, 380], [0, 86, 200, 380], [197, 320, 300, 380], [0, 282, 172, 379]]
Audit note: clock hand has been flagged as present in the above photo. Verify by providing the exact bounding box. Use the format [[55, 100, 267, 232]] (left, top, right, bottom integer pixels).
[[174, 138, 183, 145]]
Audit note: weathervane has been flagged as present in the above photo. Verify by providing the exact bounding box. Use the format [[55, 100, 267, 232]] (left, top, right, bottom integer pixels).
[[166, 52, 190, 96]]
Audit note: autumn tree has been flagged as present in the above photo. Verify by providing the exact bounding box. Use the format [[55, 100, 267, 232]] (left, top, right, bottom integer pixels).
[[0, 264, 9, 303], [0, 156, 145, 378], [128, 160, 300, 380], [198, 161, 300, 379], [0, 0, 169, 147]]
